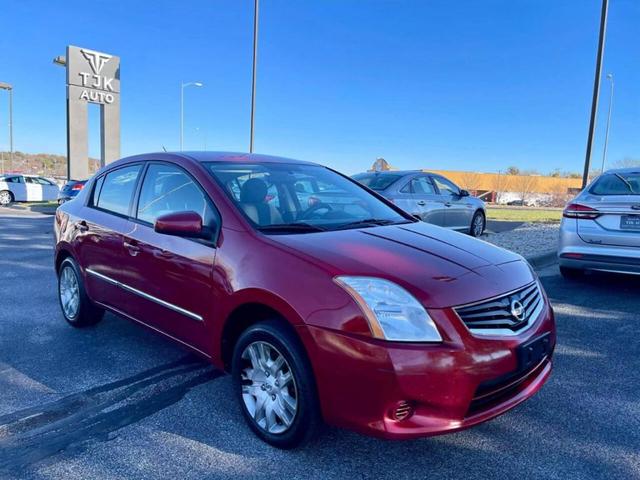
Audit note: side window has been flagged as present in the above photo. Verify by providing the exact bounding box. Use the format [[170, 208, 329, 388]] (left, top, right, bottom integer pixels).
[[136, 163, 217, 229], [95, 165, 142, 215], [432, 176, 459, 196], [403, 176, 435, 194], [24, 177, 36, 184], [413, 177, 436, 194], [91, 176, 105, 206]]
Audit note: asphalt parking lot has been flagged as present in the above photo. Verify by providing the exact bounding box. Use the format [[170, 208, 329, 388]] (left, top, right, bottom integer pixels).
[[1, 213, 639, 480]]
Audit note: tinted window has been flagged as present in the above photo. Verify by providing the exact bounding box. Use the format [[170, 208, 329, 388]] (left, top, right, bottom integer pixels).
[[137, 163, 217, 228], [591, 173, 640, 195], [1, 176, 22, 183], [95, 165, 142, 215], [432, 176, 460, 195], [352, 173, 403, 191]]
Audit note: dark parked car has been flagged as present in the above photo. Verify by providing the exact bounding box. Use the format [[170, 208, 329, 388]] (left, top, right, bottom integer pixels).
[[352, 171, 486, 236], [54, 152, 555, 448], [57, 179, 87, 204]]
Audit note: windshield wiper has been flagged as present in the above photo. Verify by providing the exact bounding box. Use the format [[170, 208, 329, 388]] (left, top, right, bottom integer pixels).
[[258, 222, 326, 233], [334, 218, 406, 230], [614, 173, 637, 193]]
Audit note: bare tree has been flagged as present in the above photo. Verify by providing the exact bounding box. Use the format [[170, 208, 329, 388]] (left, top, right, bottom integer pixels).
[[612, 157, 640, 169], [458, 171, 483, 193], [512, 173, 539, 205]]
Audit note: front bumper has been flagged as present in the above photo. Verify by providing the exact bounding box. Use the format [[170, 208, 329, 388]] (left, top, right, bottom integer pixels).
[[297, 302, 555, 439]]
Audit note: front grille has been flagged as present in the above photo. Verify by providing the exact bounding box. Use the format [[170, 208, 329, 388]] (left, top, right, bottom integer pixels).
[[455, 282, 542, 334]]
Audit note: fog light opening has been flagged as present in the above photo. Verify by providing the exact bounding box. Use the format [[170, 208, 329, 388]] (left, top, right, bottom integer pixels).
[[392, 401, 414, 421]]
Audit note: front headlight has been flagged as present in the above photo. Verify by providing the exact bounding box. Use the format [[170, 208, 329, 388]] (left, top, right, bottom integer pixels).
[[334, 276, 442, 342]]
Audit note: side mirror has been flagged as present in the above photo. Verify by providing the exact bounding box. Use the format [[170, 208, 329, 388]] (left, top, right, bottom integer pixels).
[[154, 211, 206, 238], [459, 189, 470, 197]]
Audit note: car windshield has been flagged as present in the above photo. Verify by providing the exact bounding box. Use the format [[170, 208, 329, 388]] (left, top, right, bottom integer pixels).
[[591, 172, 640, 195], [352, 172, 403, 191], [206, 163, 411, 233]]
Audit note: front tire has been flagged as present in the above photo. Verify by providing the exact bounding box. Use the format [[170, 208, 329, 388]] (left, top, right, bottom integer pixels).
[[470, 210, 485, 237], [57, 257, 104, 327], [231, 319, 322, 448], [0, 190, 14, 206]]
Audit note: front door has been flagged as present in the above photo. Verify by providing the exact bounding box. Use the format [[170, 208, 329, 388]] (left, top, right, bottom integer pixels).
[[119, 162, 218, 354], [431, 175, 472, 229]]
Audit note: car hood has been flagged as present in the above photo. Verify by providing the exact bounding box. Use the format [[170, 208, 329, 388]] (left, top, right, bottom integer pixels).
[[273, 221, 534, 308]]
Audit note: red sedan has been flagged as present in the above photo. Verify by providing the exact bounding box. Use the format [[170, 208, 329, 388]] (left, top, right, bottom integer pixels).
[[54, 152, 555, 448]]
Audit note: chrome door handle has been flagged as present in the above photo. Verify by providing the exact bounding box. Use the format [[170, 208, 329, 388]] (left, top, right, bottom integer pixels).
[[417, 200, 426, 206], [445, 202, 452, 207]]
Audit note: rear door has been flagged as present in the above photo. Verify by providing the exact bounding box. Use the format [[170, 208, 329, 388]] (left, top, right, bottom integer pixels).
[[119, 162, 217, 353], [76, 164, 143, 307], [403, 175, 446, 225], [24, 177, 43, 201]]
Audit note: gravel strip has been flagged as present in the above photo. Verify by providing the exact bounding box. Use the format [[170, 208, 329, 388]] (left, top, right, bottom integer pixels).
[[484, 223, 559, 259]]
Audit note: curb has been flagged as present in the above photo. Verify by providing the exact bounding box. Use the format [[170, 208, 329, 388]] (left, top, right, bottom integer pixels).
[[525, 250, 557, 270]]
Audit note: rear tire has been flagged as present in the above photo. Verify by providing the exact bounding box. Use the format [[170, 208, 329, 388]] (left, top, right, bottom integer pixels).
[[57, 257, 104, 327], [231, 319, 322, 449], [559, 265, 584, 280], [470, 211, 485, 237], [0, 190, 14, 207]]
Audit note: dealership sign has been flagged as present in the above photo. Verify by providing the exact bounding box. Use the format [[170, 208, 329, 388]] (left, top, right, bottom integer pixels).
[[63, 45, 121, 180], [67, 46, 120, 105]]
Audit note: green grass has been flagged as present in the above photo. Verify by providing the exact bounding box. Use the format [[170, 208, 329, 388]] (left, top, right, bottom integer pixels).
[[486, 207, 562, 223]]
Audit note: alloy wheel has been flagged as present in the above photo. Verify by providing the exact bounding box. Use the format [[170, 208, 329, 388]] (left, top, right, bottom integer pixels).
[[0, 191, 11, 206], [59, 265, 80, 319], [473, 213, 485, 236], [240, 341, 298, 434]]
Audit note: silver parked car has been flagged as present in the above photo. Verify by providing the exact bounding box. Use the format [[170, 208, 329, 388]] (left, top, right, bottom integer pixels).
[[352, 171, 486, 236], [559, 168, 640, 278]]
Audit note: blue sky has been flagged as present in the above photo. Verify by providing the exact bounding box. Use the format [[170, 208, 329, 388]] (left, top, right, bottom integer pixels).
[[0, 0, 638, 175]]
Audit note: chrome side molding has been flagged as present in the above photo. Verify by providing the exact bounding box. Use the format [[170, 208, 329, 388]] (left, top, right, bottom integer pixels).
[[86, 268, 203, 322]]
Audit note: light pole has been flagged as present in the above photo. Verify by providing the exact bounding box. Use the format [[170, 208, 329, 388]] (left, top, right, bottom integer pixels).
[[249, 0, 259, 153], [600, 73, 614, 173], [581, 0, 609, 188], [0, 82, 13, 171], [180, 81, 203, 150]]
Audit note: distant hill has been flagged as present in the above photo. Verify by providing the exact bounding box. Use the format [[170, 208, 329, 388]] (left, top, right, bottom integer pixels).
[[0, 151, 99, 178]]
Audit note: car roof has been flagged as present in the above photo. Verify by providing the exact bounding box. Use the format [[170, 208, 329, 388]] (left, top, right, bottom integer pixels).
[[126, 151, 318, 166], [604, 167, 640, 174], [354, 170, 423, 176], [354, 170, 449, 178]]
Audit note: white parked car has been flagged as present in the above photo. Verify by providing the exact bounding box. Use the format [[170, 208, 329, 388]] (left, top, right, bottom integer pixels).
[[0, 174, 60, 206]]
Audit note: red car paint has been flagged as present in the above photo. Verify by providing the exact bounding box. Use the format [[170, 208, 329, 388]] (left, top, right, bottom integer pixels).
[[54, 152, 555, 439]]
